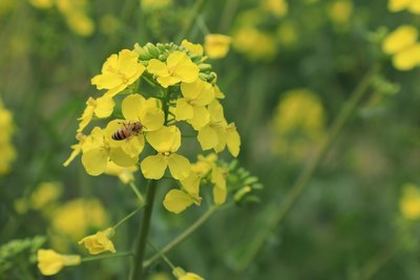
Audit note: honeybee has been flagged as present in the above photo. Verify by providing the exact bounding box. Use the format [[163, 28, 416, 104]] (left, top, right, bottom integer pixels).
[[112, 122, 143, 141]]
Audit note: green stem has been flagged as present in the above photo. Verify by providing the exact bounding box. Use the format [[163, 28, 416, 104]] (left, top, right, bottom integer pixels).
[[113, 207, 143, 230], [147, 241, 176, 270], [359, 246, 397, 280], [130, 180, 158, 279], [129, 182, 145, 205], [236, 65, 380, 270], [176, 0, 207, 41], [143, 205, 218, 268], [219, 0, 240, 33], [81, 252, 133, 263]]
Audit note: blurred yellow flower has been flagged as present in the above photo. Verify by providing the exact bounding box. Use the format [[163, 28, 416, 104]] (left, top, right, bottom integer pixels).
[[78, 227, 116, 255], [181, 39, 204, 56], [78, 96, 115, 133], [147, 51, 199, 88], [65, 12, 95, 37], [276, 22, 299, 47], [30, 181, 62, 210], [382, 25, 420, 71], [382, 25, 418, 55], [51, 198, 108, 240], [141, 126, 191, 180], [29, 0, 54, 9], [233, 27, 277, 61], [37, 249, 81, 276], [204, 34, 231, 59], [0, 100, 15, 175], [92, 49, 145, 97], [328, 0, 353, 25], [173, 267, 204, 280], [173, 80, 214, 130], [388, 0, 420, 14], [141, 0, 172, 11], [261, 0, 288, 17], [400, 183, 420, 220], [272, 89, 326, 160]]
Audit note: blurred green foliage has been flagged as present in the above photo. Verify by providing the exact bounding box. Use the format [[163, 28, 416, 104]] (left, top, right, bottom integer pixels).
[[0, 0, 419, 279]]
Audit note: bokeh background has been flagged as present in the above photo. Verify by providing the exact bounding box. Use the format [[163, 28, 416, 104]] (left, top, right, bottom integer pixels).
[[1, 0, 420, 279]]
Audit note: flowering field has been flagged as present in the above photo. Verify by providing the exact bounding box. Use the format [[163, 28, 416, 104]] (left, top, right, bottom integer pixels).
[[0, 0, 419, 279]]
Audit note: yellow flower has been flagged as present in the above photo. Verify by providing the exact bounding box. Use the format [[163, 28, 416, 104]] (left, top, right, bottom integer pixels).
[[272, 89, 326, 160], [181, 39, 204, 56], [104, 161, 137, 184], [261, 0, 288, 17], [0, 100, 15, 175], [78, 96, 115, 133], [388, 0, 420, 14], [173, 79, 214, 129], [328, 0, 353, 25], [173, 267, 204, 280], [392, 43, 420, 70], [163, 173, 202, 213], [233, 27, 277, 61], [147, 51, 199, 88], [91, 49, 145, 97], [78, 227, 116, 255], [37, 249, 81, 276], [63, 133, 86, 167], [141, 0, 173, 11], [382, 25, 418, 55], [51, 198, 108, 240], [105, 94, 164, 159], [197, 101, 241, 157], [400, 183, 420, 220], [141, 126, 191, 180], [65, 12, 95, 37], [29, 0, 54, 9], [30, 181, 62, 210], [204, 34, 231, 59]]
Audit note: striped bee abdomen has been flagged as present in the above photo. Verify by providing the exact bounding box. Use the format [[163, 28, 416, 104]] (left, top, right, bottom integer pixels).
[[111, 122, 143, 141]]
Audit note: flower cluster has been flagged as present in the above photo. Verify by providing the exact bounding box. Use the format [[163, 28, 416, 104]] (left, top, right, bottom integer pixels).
[[0, 99, 16, 175], [64, 40, 240, 211], [388, 0, 420, 14], [382, 25, 420, 71]]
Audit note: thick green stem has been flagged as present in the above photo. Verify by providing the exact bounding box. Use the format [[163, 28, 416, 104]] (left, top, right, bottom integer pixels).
[[130, 180, 158, 279], [236, 65, 380, 270], [143, 206, 218, 268]]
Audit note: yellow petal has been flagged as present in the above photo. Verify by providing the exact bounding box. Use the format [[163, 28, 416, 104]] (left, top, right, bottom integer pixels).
[[109, 147, 138, 167], [189, 106, 210, 130], [94, 96, 115, 118], [168, 153, 191, 180], [163, 189, 194, 214], [120, 135, 145, 157], [198, 126, 218, 150], [147, 59, 169, 76], [174, 98, 194, 121], [81, 148, 108, 176], [181, 39, 204, 56], [226, 123, 241, 157], [146, 126, 181, 153], [91, 73, 122, 90], [63, 144, 81, 166], [175, 62, 199, 83], [382, 25, 418, 55], [139, 106, 164, 131], [140, 154, 168, 179], [392, 44, 420, 71], [181, 173, 201, 196], [122, 94, 145, 121]]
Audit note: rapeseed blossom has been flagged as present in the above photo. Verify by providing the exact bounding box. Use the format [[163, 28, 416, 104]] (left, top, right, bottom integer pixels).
[[382, 25, 420, 71], [37, 249, 81, 276], [400, 183, 420, 220], [66, 41, 241, 217], [204, 34, 231, 59], [78, 228, 116, 255], [173, 267, 204, 280], [0, 99, 15, 175], [388, 0, 420, 14]]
